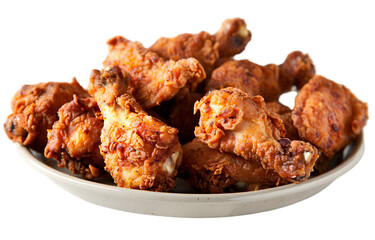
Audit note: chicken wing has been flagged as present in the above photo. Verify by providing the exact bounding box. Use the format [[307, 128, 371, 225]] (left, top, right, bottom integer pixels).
[[205, 51, 315, 102], [102, 36, 206, 109], [194, 87, 319, 182], [92, 66, 182, 191], [149, 18, 251, 76], [292, 75, 368, 158], [180, 139, 284, 193], [44, 95, 105, 179], [4, 79, 89, 152]]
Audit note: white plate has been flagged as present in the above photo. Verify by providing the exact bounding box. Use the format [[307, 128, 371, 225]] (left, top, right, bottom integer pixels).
[[17, 133, 364, 218]]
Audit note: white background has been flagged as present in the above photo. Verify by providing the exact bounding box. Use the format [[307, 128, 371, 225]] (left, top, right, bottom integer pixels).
[[1, 1, 374, 239]]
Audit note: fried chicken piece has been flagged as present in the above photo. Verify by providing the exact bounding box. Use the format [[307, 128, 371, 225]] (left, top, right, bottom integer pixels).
[[206, 60, 281, 102], [4, 79, 89, 152], [102, 36, 205, 109], [149, 18, 251, 76], [180, 139, 284, 193], [194, 87, 319, 182], [150, 31, 218, 78], [44, 95, 105, 179], [92, 66, 182, 191], [279, 51, 316, 90], [214, 18, 252, 58], [168, 92, 203, 144], [205, 51, 315, 102], [266, 102, 299, 140], [292, 75, 368, 159]]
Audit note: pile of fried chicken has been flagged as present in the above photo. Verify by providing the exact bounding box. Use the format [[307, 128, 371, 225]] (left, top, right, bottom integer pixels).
[[4, 18, 368, 193]]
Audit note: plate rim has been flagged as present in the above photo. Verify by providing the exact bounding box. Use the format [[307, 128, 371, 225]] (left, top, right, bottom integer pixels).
[[16, 132, 364, 203]]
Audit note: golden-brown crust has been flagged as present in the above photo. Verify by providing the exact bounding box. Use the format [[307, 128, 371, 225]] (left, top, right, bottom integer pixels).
[[103, 36, 206, 109], [205, 51, 315, 102], [44, 95, 105, 179], [93, 66, 182, 191], [180, 139, 284, 193], [279, 51, 316, 90], [149, 18, 251, 76], [206, 60, 281, 102], [150, 32, 219, 77], [195, 87, 286, 143], [214, 18, 252, 58], [292, 75, 368, 158], [194, 87, 319, 182], [4, 79, 89, 152], [88, 66, 130, 102]]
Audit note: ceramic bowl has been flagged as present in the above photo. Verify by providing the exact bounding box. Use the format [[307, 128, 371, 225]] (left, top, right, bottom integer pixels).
[[17, 133, 364, 217]]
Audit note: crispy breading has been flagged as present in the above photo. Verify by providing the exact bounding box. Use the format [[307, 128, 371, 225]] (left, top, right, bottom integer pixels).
[[206, 51, 315, 102], [44, 95, 105, 179], [279, 51, 316, 90], [150, 18, 251, 76], [4, 79, 89, 152], [103, 36, 205, 109], [292, 75, 368, 158], [194, 87, 319, 182], [92, 66, 182, 191], [180, 139, 284, 193], [150, 31, 219, 77], [206, 60, 281, 101], [214, 18, 252, 58]]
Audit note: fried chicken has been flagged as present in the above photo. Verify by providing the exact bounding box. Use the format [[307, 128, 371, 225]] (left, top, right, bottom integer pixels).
[[149, 18, 251, 76], [279, 51, 316, 90], [4, 79, 89, 152], [180, 139, 284, 193], [206, 59, 281, 102], [205, 51, 315, 102], [102, 36, 206, 109], [44, 95, 105, 179], [292, 75, 368, 159], [92, 66, 182, 191], [266, 102, 299, 140], [214, 18, 252, 58], [194, 87, 319, 182]]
